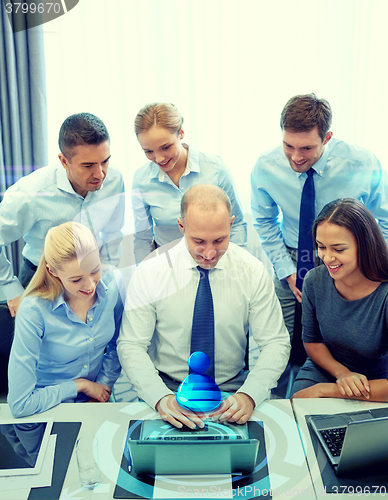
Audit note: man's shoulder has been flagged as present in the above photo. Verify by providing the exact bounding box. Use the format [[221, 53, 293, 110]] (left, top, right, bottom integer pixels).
[[328, 137, 378, 163], [106, 165, 124, 181], [226, 242, 267, 271], [104, 166, 124, 187], [136, 239, 183, 275], [8, 165, 58, 194]]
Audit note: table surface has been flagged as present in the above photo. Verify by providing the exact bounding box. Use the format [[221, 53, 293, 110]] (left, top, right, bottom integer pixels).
[[292, 398, 388, 499], [0, 399, 314, 500]]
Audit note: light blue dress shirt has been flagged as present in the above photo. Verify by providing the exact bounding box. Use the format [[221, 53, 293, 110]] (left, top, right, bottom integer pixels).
[[0, 164, 125, 301], [132, 145, 247, 263], [7, 271, 124, 418], [251, 138, 388, 281]]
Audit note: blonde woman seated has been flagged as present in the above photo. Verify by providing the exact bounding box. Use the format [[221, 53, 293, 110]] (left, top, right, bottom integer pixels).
[[132, 102, 247, 263], [292, 199, 388, 401], [8, 222, 124, 417]]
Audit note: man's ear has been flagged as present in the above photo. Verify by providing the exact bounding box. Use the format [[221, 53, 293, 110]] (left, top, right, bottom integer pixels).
[[323, 131, 333, 145], [230, 215, 235, 230], [179, 129, 184, 140], [177, 218, 185, 235], [58, 153, 69, 170], [46, 265, 58, 277]]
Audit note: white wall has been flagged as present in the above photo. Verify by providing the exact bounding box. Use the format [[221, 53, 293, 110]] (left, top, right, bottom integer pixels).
[[44, 0, 388, 217]]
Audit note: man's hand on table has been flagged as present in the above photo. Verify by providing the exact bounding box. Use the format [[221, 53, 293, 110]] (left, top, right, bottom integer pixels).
[[209, 392, 255, 424], [156, 394, 206, 429]]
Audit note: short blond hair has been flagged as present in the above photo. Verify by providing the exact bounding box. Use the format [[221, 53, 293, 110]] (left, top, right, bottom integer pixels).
[[24, 222, 99, 301], [134, 103, 183, 136]]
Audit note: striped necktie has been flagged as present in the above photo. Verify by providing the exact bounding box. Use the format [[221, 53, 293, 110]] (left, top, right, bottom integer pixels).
[[190, 266, 215, 379]]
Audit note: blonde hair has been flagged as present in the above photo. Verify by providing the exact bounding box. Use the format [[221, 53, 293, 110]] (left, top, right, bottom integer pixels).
[[23, 222, 99, 301], [134, 103, 183, 136]]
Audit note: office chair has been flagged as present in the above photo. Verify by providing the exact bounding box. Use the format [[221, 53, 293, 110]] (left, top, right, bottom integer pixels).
[[0, 304, 14, 401]]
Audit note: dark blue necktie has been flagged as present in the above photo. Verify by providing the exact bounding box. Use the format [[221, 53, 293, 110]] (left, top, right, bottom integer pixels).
[[190, 266, 215, 379], [296, 169, 315, 291]]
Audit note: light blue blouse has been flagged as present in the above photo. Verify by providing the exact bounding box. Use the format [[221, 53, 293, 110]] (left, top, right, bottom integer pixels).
[[132, 145, 247, 263], [7, 271, 123, 417]]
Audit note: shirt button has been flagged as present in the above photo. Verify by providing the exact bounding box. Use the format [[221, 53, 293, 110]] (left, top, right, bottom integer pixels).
[[84, 365, 88, 369], [89, 337, 93, 342], [88, 317, 93, 322]]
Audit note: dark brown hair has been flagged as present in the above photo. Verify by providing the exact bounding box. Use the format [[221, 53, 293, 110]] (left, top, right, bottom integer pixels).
[[313, 198, 388, 282], [280, 93, 332, 141], [58, 113, 110, 160]]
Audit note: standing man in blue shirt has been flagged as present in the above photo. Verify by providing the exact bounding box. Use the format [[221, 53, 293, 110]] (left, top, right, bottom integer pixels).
[[0, 112, 125, 317], [251, 93, 388, 339]]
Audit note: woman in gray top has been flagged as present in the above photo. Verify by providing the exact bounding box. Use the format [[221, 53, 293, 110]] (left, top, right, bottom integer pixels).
[[292, 198, 388, 401]]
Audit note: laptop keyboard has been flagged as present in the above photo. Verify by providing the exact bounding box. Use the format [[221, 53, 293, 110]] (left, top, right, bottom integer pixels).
[[319, 427, 346, 457]]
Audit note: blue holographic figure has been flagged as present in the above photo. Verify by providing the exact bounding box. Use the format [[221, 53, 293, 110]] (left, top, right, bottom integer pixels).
[[176, 351, 222, 413]]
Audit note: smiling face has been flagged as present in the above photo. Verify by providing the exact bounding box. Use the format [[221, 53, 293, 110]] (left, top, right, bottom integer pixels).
[[282, 126, 332, 173], [177, 203, 234, 269], [316, 221, 363, 285], [137, 126, 187, 175], [48, 252, 102, 304], [59, 140, 111, 198]]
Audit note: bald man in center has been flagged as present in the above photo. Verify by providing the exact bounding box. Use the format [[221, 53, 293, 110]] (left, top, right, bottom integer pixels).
[[118, 184, 290, 428]]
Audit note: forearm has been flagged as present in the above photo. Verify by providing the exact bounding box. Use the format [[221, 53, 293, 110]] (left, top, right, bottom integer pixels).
[[306, 379, 388, 402], [8, 380, 77, 418], [304, 343, 353, 379], [134, 229, 154, 264], [0, 248, 24, 301], [230, 222, 247, 248]]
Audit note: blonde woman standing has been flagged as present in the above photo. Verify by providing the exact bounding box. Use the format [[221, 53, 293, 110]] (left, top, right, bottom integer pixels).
[[8, 222, 123, 417], [132, 103, 247, 263]]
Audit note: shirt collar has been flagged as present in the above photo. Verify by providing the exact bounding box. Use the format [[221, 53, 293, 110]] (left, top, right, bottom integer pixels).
[[296, 141, 331, 178], [147, 144, 198, 182], [51, 278, 108, 311], [56, 164, 78, 195]]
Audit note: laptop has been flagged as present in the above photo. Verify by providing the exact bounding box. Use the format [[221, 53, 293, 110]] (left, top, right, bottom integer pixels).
[[308, 407, 388, 476], [127, 419, 260, 475]]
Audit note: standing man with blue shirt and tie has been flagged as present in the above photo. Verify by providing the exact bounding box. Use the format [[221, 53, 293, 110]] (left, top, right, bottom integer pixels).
[[251, 93, 388, 342], [0, 112, 125, 317], [117, 184, 290, 429]]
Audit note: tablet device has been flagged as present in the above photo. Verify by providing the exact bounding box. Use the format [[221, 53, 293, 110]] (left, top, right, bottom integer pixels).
[[0, 419, 53, 476]]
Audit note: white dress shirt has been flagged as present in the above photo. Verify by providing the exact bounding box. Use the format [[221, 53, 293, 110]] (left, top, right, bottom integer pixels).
[[117, 238, 290, 409]]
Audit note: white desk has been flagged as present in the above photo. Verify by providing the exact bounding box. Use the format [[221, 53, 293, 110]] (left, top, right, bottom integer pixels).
[[292, 398, 388, 499], [0, 400, 313, 499]]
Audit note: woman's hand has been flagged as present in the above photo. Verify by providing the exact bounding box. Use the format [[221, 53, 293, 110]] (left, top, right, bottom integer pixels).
[[336, 372, 370, 399], [75, 378, 111, 402]]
